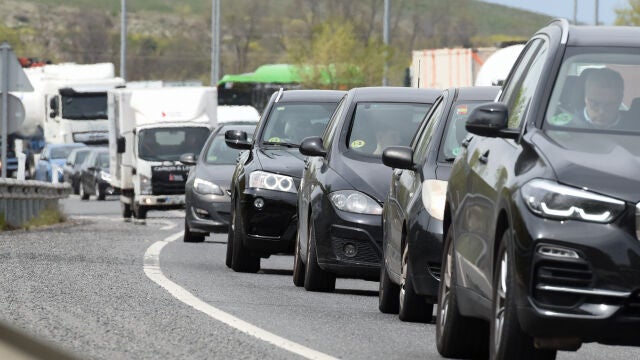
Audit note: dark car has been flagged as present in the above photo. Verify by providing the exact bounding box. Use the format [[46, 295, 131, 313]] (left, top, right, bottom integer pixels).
[[225, 89, 345, 273], [63, 146, 91, 194], [181, 123, 257, 242], [378, 86, 500, 322], [293, 87, 439, 292], [79, 147, 117, 201], [437, 20, 640, 359]]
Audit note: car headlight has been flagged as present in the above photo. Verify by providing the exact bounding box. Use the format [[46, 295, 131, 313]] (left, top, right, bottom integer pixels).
[[100, 170, 111, 182], [140, 174, 152, 195], [249, 171, 296, 193], [521, 179, 625, 223], [422, 180, 447, 221], [329, 190, 382, 215], [194, 177, 223, 195]]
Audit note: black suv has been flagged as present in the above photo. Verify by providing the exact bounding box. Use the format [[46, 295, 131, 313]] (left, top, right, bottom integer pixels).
[[225, 89, 345, 273], [438, 19, 640, 359]]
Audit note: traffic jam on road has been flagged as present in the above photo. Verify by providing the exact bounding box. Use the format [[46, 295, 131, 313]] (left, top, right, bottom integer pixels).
[[4, 18, 640, 360]]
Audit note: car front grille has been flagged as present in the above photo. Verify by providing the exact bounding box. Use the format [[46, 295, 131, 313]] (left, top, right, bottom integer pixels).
[[331, 237, 380, 264], [533, 260, 593, 307]]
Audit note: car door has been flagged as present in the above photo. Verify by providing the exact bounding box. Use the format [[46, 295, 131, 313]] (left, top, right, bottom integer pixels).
[[385, 94, 447, 277], [456, 38, 550, 300]]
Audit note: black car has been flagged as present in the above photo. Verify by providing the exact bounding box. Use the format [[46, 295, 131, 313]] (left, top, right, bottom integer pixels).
[[181, 123, 257, 242], [379, 86, 499, 322], [79, 147, 116, 201], [225, 89, 345, 273], [294, 87, 439, 292], [437, 20, 640, 359], [63, 146, 91, 194]]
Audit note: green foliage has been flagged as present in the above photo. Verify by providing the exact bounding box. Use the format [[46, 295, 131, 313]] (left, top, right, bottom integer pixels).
[[615, 0, 640, 25], [21, 206, 66, 230]]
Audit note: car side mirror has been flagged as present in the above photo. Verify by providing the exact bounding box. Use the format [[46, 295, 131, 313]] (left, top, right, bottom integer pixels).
[[382, 146, 414, 170], [466, 102, 519, 140], [299, 136, 326, 157], [116, 136, 126, 154], [225, 130, 252, 150], [87, 166, 96, 172], [179, 153, 197, 165], [49, 97, 59, 118]]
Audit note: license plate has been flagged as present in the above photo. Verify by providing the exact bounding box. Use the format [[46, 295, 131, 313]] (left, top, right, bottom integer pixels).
[[169, 174, 184, 181]]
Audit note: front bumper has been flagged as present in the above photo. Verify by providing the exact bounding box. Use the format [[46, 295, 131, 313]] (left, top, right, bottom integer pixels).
[[511, 196, 640, 345], [186, 190, 231, 234], [135, 194, 185, 209], [239, 188, 297, 256], [314, 197, 382, 281], [406, 206, 443, 298]]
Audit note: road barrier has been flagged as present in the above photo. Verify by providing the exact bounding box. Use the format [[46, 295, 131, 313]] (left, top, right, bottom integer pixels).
[[0, 178, 71, 228]]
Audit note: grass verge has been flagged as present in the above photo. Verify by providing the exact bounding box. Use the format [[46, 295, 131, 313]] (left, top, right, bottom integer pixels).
[[0, 206, 67, 231]]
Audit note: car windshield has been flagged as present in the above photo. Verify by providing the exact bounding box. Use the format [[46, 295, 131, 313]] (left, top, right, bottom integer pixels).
[[51, 146, 82, 159], [97, 152, 110, 169], [75, 150, 90, 165], [138, 127, 210, 162], [61, 93, 108, 120], [544, 47, 640, 134], [347, 102, 431, 157], [260, 102, 338, 145], [440, 101, 484, 160], [205, 131, 254, 165]]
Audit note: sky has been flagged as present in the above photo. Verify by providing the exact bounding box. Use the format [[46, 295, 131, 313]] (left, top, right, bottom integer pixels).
[[482, 0, 629, 25]]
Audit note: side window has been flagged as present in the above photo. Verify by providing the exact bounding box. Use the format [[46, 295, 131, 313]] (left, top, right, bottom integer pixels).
[[322, 96, 347, 148], [413, 97, 445, 163], [500, 39, 549, 129]]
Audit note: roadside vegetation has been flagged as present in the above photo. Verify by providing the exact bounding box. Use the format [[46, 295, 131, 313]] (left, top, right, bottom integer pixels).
[[0, 206, 66, 231]]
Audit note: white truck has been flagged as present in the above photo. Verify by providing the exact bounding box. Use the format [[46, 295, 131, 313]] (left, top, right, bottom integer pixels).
[[11, 62, 124, 176], [108, 86, 217, 219]]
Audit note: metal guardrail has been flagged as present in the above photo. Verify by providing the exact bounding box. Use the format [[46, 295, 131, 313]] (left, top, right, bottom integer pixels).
[[0, 178, 71, 227]]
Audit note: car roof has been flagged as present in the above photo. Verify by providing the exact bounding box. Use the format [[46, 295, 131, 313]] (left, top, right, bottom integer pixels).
[[277, 89, 346, 103], [349, 86, 441, 103], [452, 86, 501, 101], [546, 19, 640, 47]]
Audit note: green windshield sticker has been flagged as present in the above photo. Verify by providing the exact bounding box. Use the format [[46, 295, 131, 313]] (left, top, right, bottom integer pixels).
[[549, 113, 573, 126], [452, 147, 461, 157], [276, 106, 285, 111], [268, 137, 281, 142], [351, 140, 365, 148]]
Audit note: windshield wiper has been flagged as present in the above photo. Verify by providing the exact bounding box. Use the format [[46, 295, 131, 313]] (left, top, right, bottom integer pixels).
[[262, 141, 300, 148]]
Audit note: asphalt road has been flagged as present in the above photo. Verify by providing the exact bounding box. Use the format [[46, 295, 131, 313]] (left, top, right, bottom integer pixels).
[[0, 195, 638, 359]]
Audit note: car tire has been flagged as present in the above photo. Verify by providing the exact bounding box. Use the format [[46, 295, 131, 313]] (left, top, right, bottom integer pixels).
[[225, 203, 236, 268], [73, 180, 80, 195], [183, 218, 205, 243], [96, 183, 105, 201], [378, 260, 400, 314], [133, 204, 147, 220], [490, 230, 557, 360], [79, 182, 89, 201], [292, 229, 306, 287], [230, 198, 260, 273], [121, 202, 132, 218], [303, 219, 336, 292], [436, 224, 488, 359], [399, 244, 432, 323]]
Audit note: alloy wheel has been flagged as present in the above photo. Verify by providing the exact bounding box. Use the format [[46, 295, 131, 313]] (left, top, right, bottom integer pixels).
[[494, 250, 508, 351], [439, 240, 453, 330]]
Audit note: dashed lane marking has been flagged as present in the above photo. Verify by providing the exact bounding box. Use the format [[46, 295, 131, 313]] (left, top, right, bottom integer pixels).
[[143, 231, 339, 360]]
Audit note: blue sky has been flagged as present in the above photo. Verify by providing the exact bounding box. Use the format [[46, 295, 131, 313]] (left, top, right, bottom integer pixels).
[[482, 0, 629, 25]]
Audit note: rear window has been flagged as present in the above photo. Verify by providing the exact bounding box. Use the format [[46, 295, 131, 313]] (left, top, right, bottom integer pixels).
[[347, 102, 431, 157]]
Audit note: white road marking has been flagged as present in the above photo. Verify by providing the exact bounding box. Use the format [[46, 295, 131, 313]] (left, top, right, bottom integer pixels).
[[143, 232, 338, 360], [72, 216, 177, 230]]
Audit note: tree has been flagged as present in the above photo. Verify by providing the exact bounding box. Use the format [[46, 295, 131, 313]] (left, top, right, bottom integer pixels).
[[615, 0, 640, 25]]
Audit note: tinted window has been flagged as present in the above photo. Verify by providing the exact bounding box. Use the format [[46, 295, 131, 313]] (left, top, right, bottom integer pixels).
[[347, 102, 431, 157], [322, 96, 348, 147], [205, 133, 254, 165], [440, 101, 485, 160], [61, 93, 108, 120], [138, 127, 210, 161], [50, 146, 81, 159], [97, 152, 109, 168], [413, 98, 445, 163], [261, 102, 338, 145], [75, 151, 90, 165]]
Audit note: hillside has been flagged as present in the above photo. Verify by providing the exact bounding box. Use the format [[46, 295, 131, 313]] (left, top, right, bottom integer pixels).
[[0, 0, 552, 85]]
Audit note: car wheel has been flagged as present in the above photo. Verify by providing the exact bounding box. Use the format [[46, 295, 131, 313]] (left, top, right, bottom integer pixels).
[[183, 217, 205, 243], [79, 182, 89, 200], [303, 218, 336, 292], [231, 198, 260, 273], [399, 243, 432, 323], [292, 229, 306, 287], [121, 202, 132, 218], [490, 230, 557, 360], [378, 260, 400, 314], [133, 204, 147, 219], [436, 224, 488, 358], [225, 203, 235, 268], [95, 183, 105, 201], [73, 180, 80, 195]]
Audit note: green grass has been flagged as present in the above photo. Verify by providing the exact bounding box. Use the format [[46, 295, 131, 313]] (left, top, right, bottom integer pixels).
[[0, 206, 67, 231]]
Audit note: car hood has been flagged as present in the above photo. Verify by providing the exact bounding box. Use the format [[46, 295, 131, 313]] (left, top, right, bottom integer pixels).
[[332, 155, 391, 204], [534, 130, 640, 202], [256, 147, 306, 178], [194, 164, 235, 189]]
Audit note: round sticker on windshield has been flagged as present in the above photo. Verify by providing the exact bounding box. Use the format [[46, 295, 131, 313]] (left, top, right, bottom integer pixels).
[[452, 147, 461, 157], [351, 140, 366, 148], [268, 137, 281, 142], [549, 113, 573, 126]]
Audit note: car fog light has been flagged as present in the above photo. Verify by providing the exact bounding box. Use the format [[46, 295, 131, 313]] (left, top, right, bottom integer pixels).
[[254, 198, 265, 209], [195, 208, 209, 216], [144, 198, 153, 205], [343, 243, 357, 258], [537, 245, 580, 259]]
